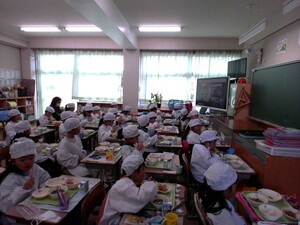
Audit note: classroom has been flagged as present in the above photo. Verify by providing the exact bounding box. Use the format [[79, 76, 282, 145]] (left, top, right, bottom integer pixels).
[[0, 1, 300, 225]]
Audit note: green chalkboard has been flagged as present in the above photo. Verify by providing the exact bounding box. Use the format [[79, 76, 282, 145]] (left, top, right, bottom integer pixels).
[[249, 60, 300, 129]]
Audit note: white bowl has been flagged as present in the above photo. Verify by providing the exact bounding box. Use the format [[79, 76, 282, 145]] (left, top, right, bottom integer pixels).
[[65, 178, 80, 189], [157, 183, 172, 194], [110, 142, 120, 147], [258, 204, 282, 221], [146, 157, 158, 166], [257, 189, 282, 202], [246, 193, 268, 207], [229, 159, 245, 169], [151, 194, 171, 209], [282, 207, 300, 221], [99, 141, 110, 146], [32, 188, 50, 199], [46, 177, 65, 188], [224, 154, 238, 160], [95, 146, 108, 154], [149, 153, 161, 158]]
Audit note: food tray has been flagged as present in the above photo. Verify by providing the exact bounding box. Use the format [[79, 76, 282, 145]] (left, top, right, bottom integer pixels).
[[242, 191, 296, 224], [145, 159, 172, 170], [255, 140, 300, 157]]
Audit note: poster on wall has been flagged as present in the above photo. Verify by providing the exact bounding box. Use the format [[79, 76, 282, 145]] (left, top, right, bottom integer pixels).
[[276, 39, 287, 54]]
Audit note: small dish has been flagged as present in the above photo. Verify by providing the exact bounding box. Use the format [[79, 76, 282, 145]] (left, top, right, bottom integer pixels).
[[149, 153, 161, 158], [32, 188, 49, 199], [257, 189, 282, 202], [95, 146, 108, 154], [99, 141, 110, 146], [282, 207, 300, 221], [110, 143, 120, 147], [157, 183, 172, 194], [258, 204, 282, 221], [160, 154, 173, 160], [246, 193, 268, 207]]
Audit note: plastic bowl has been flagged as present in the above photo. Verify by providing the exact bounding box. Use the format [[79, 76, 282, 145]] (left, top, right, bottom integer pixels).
[[258, 204, 282, 221], [99, 141, 110, 146], [257, 189, 282, 202], [49, 185, 68, 199], [151, 194, 170, 209], [65, 178, 80, 189], [246, 193, 268, 207], [282, 207, 300, 221]]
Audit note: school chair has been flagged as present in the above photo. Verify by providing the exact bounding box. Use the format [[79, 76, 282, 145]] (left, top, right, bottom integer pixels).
[[81, 182, 106, 225], [194, 192, 211, 225]]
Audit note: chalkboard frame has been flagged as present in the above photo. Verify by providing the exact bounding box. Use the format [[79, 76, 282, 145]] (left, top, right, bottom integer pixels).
[[249, 60, 300, 129]]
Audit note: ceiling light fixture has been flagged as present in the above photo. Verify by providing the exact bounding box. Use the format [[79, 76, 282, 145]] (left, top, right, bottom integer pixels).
[[282, 0, 300, 15], [65, 25, 102, 32], [238, 19, 266, 45], [138, 26, 181, 32], [20, 26, 61, 32]]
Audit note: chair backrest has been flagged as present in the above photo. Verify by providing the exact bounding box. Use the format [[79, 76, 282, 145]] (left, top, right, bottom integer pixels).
[[0, 146, 10, 167], [96, 194, 108, 225], [194, 192, 211, 225], [81, 182, 106, 225], [182, 153, 191, 183]]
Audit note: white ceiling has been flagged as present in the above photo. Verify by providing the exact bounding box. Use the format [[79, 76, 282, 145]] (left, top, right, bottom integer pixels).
[[0, 0, 288, 47]]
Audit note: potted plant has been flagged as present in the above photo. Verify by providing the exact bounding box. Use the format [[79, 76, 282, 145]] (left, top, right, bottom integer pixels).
[[150, 92, 163, 108]]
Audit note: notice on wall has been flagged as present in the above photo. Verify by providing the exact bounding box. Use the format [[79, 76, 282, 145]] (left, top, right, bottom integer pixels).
[[276, 39, 287, 54]]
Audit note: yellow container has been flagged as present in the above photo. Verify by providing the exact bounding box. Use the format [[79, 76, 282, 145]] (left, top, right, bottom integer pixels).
[[105, 151, 114, 160], [162, 212, 178, 225]]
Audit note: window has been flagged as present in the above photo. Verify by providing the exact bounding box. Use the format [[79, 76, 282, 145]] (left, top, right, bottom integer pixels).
[[139, 50, 240, 103], [36, 50, 123, 116]]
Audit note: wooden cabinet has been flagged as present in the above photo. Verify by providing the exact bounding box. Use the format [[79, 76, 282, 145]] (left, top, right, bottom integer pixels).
[[234, 135, 300, 199]]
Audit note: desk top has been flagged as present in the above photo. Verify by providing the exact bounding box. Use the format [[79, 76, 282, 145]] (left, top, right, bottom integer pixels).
[[5, 175, 100, 225], [145, 154, 181, 176], [217, 118, 266, 132], [81, 151, 122, 166]]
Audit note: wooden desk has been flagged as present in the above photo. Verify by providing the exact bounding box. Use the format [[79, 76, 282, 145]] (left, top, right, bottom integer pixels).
[[29, 127, 56, 143], [145, 154, 182, 183], [119, 183, 186, 225], [156, 136, 182, 153], [156, 126, 179, 136], [81, 130, 98, 152], [5, 175, 100, 225], [81, 151, 122, 182]]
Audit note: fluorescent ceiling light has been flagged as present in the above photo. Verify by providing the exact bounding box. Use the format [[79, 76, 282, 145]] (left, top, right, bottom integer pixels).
[[138, 26, 181, 32], [239, 19, 266, 45], [65, 25, 102, 32], [283, 0, 300, 15], [20, 26, 61, 32]]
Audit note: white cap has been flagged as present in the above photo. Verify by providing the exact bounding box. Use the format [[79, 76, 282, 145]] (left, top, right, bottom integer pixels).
[[180, 108, 188, 116], [149, 104, 157, 110], [111, 102, 117, 106], [103, 113, 115, 121], [15, 120, 31, 133], [84, 104, 93, 112], [61, 111, 75, 121], [67, 103, 75, 109], [199, 130, 217, 143], [122, 125, 139, 139], [123, 105, 132, 112], [108, 108, 118, 114], [204, 162, 237, 191], [8, 109, 20, 117], [63, 118, 80, 132], [188, 109, 199, 117], [93, 106, 100, 111], [147, 112, 157, 119], [121, 154, 144, 176], [138, 115, 149, 127], [174, 103, 181, 109], [10, 137, 36, 159], [46, 106, 55, 113], [189, 119, 202, 128], [80, 119, 89, 127]]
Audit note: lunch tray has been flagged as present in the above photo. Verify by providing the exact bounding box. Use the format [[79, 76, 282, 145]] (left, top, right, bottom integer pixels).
[[144, 183, 175, 211], [145, 159, 172, 170], [242, 191, 297, 224], [29, 188, 79, 206]]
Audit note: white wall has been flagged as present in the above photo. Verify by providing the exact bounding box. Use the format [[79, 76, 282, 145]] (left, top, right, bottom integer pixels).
[[0, 43, 21, 71]]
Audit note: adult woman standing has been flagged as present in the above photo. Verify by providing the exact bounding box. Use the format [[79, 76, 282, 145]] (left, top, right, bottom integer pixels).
[[50, 96, 62, 121]]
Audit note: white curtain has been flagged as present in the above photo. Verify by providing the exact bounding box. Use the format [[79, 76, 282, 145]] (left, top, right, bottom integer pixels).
[[36, 50, 123, 117], [139, 50, 241, 103]]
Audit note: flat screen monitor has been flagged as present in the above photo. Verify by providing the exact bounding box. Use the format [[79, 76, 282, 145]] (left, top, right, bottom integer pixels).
[[195, 77, 229, 112], [227, 58, 247, 79]]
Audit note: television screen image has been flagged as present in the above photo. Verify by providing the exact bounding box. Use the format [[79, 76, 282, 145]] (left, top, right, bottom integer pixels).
[[227, 58, 247, 79], [195, 77, 229, 112]]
